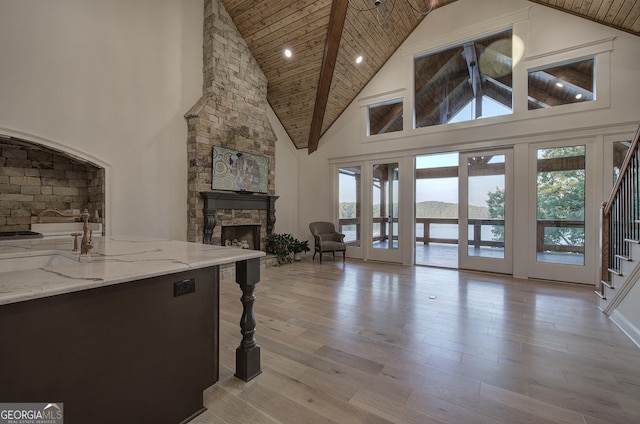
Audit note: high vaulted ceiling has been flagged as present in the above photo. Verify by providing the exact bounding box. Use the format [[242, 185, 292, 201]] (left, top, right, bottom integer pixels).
[[220, 0, 640, 152]]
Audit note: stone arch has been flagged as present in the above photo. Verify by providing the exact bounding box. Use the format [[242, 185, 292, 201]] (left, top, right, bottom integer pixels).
[[0, 130, 108, 233]]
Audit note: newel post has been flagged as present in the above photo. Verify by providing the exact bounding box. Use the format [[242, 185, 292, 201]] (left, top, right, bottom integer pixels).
[[600, 202, 610, 288]]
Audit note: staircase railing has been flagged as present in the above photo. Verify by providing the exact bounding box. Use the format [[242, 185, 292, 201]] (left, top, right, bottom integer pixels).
[[600, 125, 640, 299]]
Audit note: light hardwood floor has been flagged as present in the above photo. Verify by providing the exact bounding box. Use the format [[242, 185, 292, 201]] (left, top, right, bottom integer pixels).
[[190, 258, 640, 424]]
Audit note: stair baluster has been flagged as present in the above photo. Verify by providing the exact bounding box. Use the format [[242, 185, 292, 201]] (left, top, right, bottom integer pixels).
[[601, 125, 640, 301]]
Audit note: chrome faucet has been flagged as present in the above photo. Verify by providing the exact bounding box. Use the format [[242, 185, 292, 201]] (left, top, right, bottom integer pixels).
[[36, 208, 94, 255]]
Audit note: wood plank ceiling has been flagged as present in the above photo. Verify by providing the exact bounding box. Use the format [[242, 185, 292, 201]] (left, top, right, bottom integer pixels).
[[220, 0, 640, 152]]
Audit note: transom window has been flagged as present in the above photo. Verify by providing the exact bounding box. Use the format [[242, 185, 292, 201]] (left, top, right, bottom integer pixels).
[[368, 99, 403, 135], [414, 29, 513, 128], [528, 58, 595, 110]]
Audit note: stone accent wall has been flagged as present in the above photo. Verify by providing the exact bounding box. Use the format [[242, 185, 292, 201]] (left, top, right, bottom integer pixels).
[[86, 167, 106, 224], [185, 0, 276, 243], [0, 141, 105, 231]]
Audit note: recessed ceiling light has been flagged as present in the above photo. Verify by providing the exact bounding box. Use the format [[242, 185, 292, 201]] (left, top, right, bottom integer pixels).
[[284, 49, 292, 58], [356, 55, 363, 64], [575, 93, 583, 99], [556, 82, 564, 88]]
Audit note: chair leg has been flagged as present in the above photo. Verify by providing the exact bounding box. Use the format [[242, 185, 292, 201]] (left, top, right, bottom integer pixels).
[[319, 251, 322, 263], [313, 250, 317, 261], [342, 250, 345, 263]]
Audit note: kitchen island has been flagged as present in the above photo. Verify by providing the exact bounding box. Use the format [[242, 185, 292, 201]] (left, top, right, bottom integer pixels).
[[0, 236, 264, 424]]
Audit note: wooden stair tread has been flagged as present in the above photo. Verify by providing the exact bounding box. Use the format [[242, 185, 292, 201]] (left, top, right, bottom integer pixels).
[[607, 267, 622, 276], [601, 280, 614, 289], [615, 254, 632, 261]]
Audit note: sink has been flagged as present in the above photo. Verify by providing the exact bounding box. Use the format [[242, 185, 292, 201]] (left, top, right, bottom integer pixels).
[[0, 231, 43, 241], [0, 251, 79, 273], [31, 222, 102, 238]]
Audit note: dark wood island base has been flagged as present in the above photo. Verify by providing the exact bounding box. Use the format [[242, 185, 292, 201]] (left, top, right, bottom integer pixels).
[[0, 257, 262, 424]]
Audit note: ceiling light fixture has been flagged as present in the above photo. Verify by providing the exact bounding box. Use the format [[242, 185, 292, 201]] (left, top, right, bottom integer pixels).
[[575, 93, 583, 100], [356, 55, 363, 64], [284, 49, 292, 58], [348, 0, 437, 26]]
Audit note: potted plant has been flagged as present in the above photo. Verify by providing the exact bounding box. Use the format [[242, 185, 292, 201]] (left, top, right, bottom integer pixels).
[[265, 233, 295, 265], [290, 238, 310, 261]]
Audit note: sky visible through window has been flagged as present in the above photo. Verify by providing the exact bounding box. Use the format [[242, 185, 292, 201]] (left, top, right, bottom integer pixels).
[[449, 96, 511, 124], [339, 173, 358, 203], [416, 152, 503, 207]]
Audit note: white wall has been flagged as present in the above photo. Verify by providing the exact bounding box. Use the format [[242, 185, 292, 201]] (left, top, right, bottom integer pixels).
[[270, 105, 299, 237], [0, 0, 203, 240], [298, 0, 640, 263]]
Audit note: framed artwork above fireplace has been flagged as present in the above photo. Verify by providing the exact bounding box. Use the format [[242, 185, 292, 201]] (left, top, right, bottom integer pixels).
[[211, 146, 268, 193]]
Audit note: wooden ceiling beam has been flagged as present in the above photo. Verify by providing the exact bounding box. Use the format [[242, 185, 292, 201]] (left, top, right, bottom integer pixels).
[[415, 48, 465, 100], [371, 102, 404, 135], [463, 42, 483, 118], [307, 0, 348, 154], [415, 76, 469, 127], [378, 106, 404, 135]]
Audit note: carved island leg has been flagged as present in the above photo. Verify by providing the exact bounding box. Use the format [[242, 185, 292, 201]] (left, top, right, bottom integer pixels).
[[234, 258, 261, 381]]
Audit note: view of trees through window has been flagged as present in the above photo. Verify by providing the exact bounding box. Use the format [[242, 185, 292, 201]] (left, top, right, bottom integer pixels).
[[468, 154, 506, 259], [535, 145, 586, 264]]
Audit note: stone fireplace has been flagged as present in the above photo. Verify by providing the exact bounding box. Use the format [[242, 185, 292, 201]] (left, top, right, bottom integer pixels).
[[200, 191, 278, 252], [185, 0, 277, 246]]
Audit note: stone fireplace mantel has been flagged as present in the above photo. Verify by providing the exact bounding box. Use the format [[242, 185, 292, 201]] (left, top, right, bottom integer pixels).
[[200, 191, 278, 245]]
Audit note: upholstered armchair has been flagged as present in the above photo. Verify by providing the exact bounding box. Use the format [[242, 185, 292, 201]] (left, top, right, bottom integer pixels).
[[309, 221, 346, 263]]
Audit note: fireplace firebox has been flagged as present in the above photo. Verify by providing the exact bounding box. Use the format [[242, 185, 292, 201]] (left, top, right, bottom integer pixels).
[[200, 191, 278, 251], [221, 225, 260, 250]]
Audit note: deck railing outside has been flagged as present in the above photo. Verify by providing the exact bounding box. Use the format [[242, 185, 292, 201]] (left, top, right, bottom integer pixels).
[[415, 218, 584, 253], [338, 217, 585, 253]]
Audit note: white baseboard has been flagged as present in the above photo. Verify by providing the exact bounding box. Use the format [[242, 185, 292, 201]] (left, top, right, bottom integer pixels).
[[610, 310, 640, 349]]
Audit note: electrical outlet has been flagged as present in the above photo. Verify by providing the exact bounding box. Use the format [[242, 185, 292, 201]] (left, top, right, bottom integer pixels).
[[174, 278, 196, 297]]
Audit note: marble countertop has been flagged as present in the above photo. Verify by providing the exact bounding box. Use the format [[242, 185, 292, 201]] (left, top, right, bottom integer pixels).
[[0, 235, 265, 306]]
